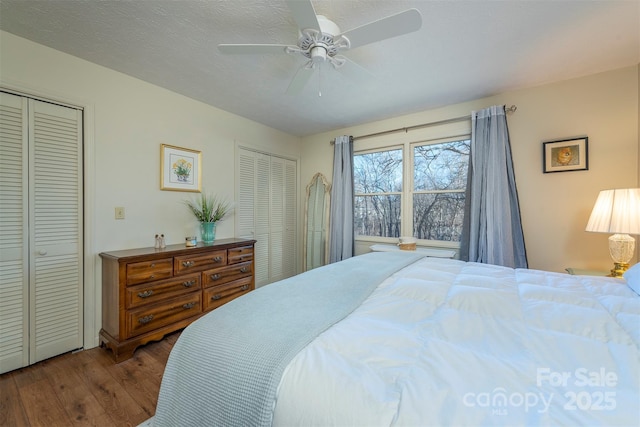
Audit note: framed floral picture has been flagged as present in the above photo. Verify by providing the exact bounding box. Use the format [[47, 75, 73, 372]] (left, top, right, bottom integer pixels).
[[160, 144, 202, 192], [542, 137, 588, 173]]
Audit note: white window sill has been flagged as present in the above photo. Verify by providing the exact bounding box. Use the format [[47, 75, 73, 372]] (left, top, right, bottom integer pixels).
[[369, 244, 456, 258]]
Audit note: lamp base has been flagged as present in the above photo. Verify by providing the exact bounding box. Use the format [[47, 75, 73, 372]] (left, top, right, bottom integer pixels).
[[607, 234, 634, 278], [609, 262, 629, 278]]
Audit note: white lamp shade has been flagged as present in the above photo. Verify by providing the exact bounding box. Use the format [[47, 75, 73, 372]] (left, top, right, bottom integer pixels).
[[585, 188, 640, 235]]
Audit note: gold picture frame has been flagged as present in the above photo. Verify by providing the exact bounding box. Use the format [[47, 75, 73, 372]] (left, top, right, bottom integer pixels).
[[160, 144, 202, 192], [543, 137, 588, 173]]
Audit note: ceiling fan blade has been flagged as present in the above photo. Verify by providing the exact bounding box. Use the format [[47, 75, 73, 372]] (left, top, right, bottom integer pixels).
[[338, 57, 375, 81], [338, 8, 422, 50], [218, 44, 292, 54], [286, 63, 315, 95], [285, 0, 320, 32]]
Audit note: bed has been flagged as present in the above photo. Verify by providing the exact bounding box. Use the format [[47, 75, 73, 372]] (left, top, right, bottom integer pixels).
[[151, 251, 639, 427]]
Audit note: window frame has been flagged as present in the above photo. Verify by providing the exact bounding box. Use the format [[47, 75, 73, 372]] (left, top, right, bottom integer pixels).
[[354, 134, 471, 248], [353, 145, 404, 239]]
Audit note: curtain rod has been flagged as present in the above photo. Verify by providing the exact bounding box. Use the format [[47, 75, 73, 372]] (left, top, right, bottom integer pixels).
[[330, 105, 517, 145]]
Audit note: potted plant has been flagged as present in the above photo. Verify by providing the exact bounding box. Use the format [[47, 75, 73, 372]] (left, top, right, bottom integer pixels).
[[185, 193, 231, 243]]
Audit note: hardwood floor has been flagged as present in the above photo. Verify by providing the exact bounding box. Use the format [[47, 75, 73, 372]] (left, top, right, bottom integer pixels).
[[0, 331, 180, 427]]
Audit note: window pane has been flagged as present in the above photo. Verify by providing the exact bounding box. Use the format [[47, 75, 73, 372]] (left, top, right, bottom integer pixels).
[[355, 195, 401, 238], [414, 140, 470, 191], [413, 192, 465, 241], [354, 149, 402, 193]]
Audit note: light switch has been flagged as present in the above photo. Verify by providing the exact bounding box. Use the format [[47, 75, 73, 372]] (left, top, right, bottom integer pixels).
[[115, 207, 125, 220]]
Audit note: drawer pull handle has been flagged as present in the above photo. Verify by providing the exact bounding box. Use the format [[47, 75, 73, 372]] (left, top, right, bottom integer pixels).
[[210, 274, 221, 281], [183, 280, 195, 288], [138, 315, 154, 324], [149, 274, 155, 279], [213, 256, 223, 263], [182, 302, 196, 309], [138, 290, 154, 298], [211, 294, 222, 301], [240, 285, 249, 291], [150, 263, 156, 267], [240, 267, 248, 273], [182, 261, 195, 268]]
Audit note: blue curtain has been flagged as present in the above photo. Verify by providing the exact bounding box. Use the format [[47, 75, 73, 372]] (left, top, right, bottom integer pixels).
[[460, 105, 527, 268], [329, 135, 354, 263]]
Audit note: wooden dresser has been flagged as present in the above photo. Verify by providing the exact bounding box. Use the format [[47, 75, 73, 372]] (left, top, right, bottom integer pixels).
[[99, 238, 256, 362]]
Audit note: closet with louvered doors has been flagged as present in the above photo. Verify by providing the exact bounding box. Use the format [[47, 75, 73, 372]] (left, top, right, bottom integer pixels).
[[236, 147, 297, 287], [0, 91, 84, 374]]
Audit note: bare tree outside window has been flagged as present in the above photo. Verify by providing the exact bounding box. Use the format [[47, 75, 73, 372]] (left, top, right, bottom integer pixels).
[[413, 140, 470, 241], [353, 138, 470, 243], [354, 149, 402, 237]]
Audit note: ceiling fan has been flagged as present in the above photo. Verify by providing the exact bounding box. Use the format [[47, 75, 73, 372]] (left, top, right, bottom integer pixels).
[[218, 0, 422, 94]]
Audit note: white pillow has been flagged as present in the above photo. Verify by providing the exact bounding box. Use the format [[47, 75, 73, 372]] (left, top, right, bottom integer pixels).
[[623, 263, 640, 295]]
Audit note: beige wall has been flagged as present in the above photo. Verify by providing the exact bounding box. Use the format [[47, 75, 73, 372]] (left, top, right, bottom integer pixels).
[[301, 65, 639, 274], [0, 31, 302, 348], [3, 29, 638, 347]]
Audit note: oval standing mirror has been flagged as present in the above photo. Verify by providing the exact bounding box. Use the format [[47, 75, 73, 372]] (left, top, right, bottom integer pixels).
[[304, 173, 331, 271]]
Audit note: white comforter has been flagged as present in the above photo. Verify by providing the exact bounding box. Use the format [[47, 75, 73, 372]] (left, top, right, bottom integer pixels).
[[273, 257, 639, 426]]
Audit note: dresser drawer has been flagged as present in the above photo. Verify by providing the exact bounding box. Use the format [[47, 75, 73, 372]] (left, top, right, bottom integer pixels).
[[202, 261, 253, 288], [126, 273, 201, 309], [126, 258, 173, 285], [203, 277, 252, 312], [127, 292, 202, 338], [174, 250, 227, 275], [227, 245, 254, 264]]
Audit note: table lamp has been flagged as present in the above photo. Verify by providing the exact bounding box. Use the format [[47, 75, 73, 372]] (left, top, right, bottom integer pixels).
[[585, 188, 640, 277]]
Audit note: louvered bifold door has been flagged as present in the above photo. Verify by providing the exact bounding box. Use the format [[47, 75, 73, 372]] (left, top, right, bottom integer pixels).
[[269, 157, 285, 282], [283, 158, 297, 279], [0, 92, 29, 374], [28, 99, 83, 364], [236, 147, 296, 287], [237, 148, 271, 287]]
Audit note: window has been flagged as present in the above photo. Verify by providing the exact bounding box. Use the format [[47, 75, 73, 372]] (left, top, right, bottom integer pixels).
[[354, 148, 402, 237], [354, 137, 470, 243], [413, 139, 470, 241]]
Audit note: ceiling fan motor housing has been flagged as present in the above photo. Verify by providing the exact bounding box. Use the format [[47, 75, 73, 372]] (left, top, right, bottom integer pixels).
[[297, 15, 348, 64]]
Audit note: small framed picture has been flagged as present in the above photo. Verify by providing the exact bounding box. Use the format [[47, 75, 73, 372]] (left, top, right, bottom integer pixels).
[[160, 144, 202, 192], [543, 137, 588, 173]]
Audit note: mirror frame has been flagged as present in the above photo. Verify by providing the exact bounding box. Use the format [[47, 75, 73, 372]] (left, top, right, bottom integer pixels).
[[303, 172, 331, 271]]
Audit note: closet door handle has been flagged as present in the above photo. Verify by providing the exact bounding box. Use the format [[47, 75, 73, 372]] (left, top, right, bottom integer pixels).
[[38, 250, 48, 256]]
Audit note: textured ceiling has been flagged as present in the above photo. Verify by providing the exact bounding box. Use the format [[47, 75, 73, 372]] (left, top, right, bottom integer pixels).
[[1, 1, 639, 137]]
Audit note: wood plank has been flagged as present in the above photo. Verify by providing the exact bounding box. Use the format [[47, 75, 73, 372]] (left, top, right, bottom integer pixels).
[[18, 378, 71, 427], [44, 353, 112, 426], [10, 359, 50, 389], [0, 333, 180, 426], [0, 372, 29, 426], [74, 349, 148, 426], [88, 346, 158, 418]]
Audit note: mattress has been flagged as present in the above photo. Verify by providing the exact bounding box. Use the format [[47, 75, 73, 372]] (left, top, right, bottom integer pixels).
[[153, 254, 640, 426]]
